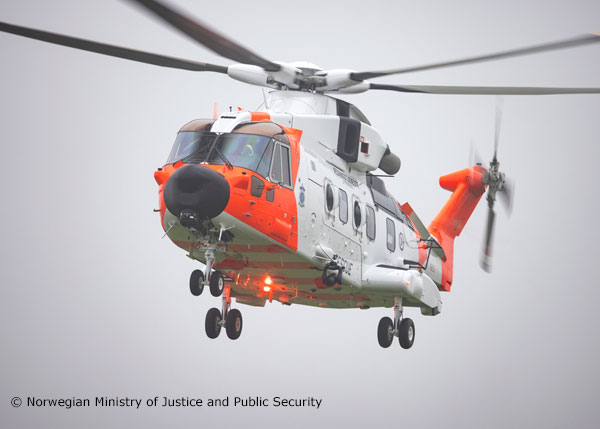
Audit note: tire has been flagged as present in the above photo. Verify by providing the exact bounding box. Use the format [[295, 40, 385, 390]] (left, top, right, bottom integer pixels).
[[189, 269, 204, 296], [225, 309, 243, 340], [205, 308, 222, 339], [209, 271, 225, 297], [399, 318, 415, 349], [322, 273, 337, 287], [377, 317, 394, 348]]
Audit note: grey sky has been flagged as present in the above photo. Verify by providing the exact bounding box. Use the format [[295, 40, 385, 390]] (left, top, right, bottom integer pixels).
[[1, 0, 599, 428]]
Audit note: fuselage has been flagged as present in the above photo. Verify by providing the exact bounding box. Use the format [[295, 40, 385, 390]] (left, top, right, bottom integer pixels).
[[154, 91, 460, 314]]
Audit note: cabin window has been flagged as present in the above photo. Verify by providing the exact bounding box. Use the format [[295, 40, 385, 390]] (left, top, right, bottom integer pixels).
[[269, 143, 292, 187], [339, 189, 348, 223], [366, 206, 376, 240], [353, 201, 362, 228], [386, 218, 396, 251], [326, 184, 335, 212]]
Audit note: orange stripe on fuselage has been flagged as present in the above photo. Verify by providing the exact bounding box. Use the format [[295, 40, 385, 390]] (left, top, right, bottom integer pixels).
[[215, 259, 315, 270], [225, 244, 288, 253]]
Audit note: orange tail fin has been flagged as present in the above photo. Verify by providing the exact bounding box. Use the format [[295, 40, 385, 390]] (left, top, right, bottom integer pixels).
[[428, 166, 487, 291]]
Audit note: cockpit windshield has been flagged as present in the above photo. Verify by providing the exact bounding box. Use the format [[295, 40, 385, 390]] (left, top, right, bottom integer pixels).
[[208, 133, 272, 173], [166, 131, 216, 164], [166, 131, 277, 179]]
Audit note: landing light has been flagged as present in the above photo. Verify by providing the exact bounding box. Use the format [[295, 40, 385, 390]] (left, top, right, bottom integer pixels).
[[263, 286, 271, 293], [264, 276, 272, 285]]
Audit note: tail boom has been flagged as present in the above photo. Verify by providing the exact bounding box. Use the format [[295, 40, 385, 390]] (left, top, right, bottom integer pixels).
[[428, 166, 487, 291]]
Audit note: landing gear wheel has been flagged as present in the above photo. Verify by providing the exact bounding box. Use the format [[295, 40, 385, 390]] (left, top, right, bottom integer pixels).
[[189, 269, 204, 296], [377, 317, 394, 348], [209, 271, 225, 297], [399, 318, 415, 349], [205, 307, 222, 339], [225, 309, 243, 340]]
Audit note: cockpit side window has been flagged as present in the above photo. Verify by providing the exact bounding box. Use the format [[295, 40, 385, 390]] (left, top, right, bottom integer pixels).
[[255, 139, 274, 179], [269, 142, 292, 187], [280, 145, 291, 186], [270, 144, 282, 183]]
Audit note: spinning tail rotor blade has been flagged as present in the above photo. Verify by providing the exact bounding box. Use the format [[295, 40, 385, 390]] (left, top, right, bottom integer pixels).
[[481, 206, 496, 273], [499, 177, 514, 216], [368, 83, 600, 95], [0, 21, 227, 73], [126, 0, 281, 71], [469, 142, 484, 167], [353, 33, 600, 81]]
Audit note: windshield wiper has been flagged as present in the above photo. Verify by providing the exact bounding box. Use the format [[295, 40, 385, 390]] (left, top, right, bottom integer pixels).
[[213, 145, 233, 169]]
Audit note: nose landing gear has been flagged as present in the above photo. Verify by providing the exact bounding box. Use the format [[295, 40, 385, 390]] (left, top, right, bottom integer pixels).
[[189, 268, 225, 298], [377, 297, 415, 349]]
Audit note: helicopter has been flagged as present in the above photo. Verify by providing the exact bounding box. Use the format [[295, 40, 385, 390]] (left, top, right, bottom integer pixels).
[[1, 0, 598, 349]]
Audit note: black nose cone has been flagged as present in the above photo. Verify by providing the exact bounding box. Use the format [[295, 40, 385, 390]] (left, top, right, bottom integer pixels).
[[164, 164, 230, 220]]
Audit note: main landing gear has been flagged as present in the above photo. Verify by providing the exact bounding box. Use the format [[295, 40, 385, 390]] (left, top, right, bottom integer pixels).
[[189, 267, 243, 341], [377, 297, 415, 349], [188, 232, 242, 340], [204, 285, 243, 340]]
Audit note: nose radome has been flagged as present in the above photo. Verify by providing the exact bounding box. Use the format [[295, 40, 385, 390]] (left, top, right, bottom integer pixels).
[[164, 164, 230, 221]]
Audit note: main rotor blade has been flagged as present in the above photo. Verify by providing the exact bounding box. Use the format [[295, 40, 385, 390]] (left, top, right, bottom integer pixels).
[[0, 21, 227, 73], [480, 207, 496, 273], [352, 33, 600, 81], [126, 0, 280, 71], [369, 83, 600, 95]]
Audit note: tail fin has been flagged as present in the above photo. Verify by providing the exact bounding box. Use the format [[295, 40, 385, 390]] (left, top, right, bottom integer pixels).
[[428, 166, 487, 291]]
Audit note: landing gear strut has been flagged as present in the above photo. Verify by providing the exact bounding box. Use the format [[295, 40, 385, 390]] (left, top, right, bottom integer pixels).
[[204, 285, 243, 340], [377, 297, 415, 349], [199, 244, 225, 297]]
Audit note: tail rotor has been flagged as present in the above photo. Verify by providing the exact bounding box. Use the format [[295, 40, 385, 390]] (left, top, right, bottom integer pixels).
[[479, 97, 514, 272]]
